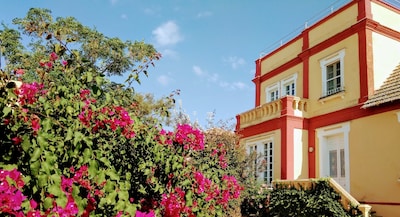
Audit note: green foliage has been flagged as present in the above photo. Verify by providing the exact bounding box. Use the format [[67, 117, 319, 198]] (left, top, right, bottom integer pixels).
[[0, 8, 245, 217], [269, 179, 363, 217]]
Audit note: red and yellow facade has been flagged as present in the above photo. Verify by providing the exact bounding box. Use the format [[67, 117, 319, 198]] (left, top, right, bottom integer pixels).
[[236, 0, 400, 215]]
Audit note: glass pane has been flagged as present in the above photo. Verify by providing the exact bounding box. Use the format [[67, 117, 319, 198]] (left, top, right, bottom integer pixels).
[[340, 149, 345, 177], [327, 65, 334, 79], [327, 80, 334, 91], [329, 150, 337, 177], [336, 77, 341, 88], [335, 62, 341, 76]]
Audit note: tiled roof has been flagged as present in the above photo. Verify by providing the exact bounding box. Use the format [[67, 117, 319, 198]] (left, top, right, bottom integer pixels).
[[362, 63, 400, 108]]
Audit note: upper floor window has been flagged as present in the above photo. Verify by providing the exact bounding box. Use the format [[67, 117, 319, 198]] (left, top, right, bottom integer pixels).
[[266, 83, 279, 102], [265, 73, 297, 103], [320, 49, 345, 98]]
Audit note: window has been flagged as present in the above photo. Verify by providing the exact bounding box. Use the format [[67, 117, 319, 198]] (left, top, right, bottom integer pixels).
[[247, 139, 274, 184], [263, 141, 273, 184], [249, 145, 258, 178], [320, 49, 345, 97], [266, 83, 279, 102], [281, 73, 297, 97], [265, 73, 297, 103]]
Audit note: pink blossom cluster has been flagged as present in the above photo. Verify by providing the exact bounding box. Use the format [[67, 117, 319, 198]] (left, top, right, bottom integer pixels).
[[193, 171, 243, 208], [0, 169, 26, 216], [14, 82, 45, 106], [219, 175, 243, 207], [211, 143, 228, 169], [77, 89, 136, 139], [39, 52, 67, 69], [193, 171, 219, 202], [161, 187, 195, 217], [0, 166, 105, 217], [174, 124, 204, 151]]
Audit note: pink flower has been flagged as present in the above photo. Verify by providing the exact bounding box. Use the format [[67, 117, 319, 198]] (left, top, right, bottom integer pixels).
[[135, 210, 155, 217], [61, 177, 73, 193], [31, 116, 40, 132], [49, 52, 58, 61], [45, 61, 53, 68], [174, 124, 204, 151], [12, 137, 23, 145], [80, 89, 91, 100], [61, 60, 68, 66], [15, 69, 25, 75]]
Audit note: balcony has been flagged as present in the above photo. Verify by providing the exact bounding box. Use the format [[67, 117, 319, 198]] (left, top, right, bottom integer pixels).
[[238, 96, 308, 129]]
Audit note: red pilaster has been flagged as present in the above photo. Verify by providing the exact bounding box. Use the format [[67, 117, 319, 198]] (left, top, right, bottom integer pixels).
[[357, 0, 372, 21], [253, 59, 262, 107]]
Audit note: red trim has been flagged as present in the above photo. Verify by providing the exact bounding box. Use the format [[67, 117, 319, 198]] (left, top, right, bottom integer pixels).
[[235, 115, 240, 132], [308, 129, 316, 178], [358, 27, 373, 104], [357, 0, 372, 20]]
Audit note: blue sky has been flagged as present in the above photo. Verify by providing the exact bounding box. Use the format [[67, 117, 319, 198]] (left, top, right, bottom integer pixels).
[[0, 0, 350, 128]]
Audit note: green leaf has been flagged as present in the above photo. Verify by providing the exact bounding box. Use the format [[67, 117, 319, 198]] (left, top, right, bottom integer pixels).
[[2, 107, 11, 117], [21, 135, 30, 152], [30, 160, 40, 176], [185, 190, 193, 207], [48, 183, 63, 197], [86, 71, 93, 82], [31, 148, 42, 162], [43, 197, 53, 209], [38, 174, 48, 187], [65, 127, 73, 141]]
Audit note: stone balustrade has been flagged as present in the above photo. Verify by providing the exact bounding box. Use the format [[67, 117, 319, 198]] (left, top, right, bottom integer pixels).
[[237, 96, 308, 129]]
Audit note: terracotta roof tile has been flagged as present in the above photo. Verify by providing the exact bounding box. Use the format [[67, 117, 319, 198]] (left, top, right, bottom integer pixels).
[[362, 63, 400, 108]]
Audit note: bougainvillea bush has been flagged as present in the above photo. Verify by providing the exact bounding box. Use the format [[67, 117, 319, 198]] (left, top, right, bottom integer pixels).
[[0, 8, 243, 216]]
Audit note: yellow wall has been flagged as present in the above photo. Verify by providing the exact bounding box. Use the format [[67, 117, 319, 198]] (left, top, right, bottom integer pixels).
[[350, 110, 400, 216], [309, 4, 357, 48], [260, 38, 302, 76], [308, 34, 360, 117]]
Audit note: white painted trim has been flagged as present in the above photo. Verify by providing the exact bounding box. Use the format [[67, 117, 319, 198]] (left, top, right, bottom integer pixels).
[[320, 49, 345, 97], [316, 122, 351, 192], [396, 111, 400, 123]]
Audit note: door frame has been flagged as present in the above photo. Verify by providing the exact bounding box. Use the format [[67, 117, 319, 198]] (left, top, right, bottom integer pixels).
[[316, 122, 350, 192]]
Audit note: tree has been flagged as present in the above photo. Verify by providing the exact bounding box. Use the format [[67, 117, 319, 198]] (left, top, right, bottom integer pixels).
[[0, 8, 243, 216]]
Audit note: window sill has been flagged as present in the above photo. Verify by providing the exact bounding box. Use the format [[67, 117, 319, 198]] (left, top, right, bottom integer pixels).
[[318, 90, 345, 104]]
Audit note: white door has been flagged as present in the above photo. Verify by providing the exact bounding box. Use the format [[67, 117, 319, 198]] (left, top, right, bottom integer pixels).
[[326, 134, 347, 189]]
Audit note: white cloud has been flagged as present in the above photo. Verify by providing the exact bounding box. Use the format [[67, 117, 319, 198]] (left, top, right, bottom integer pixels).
[[193, 65, 249, 90], [110, 0, 118, 5], [232, 82, 247, 90], [152, 21, 183, 47], [161, 49, 179, 59], [120, 14, 128, 20], [193, 65, 206, 76], [224, 56, 246, 69], [197, 11, 212, 18], [157, 75, 172, 86]]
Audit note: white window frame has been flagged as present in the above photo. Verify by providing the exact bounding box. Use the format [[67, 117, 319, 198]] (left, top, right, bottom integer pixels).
[[265, 73, 298, 103], [263, 140, 274, 184], [266, 82, 280, 102], [247, 138, 274, 184], [281, 73, 298, 97], [320, 49, 345, 97]]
